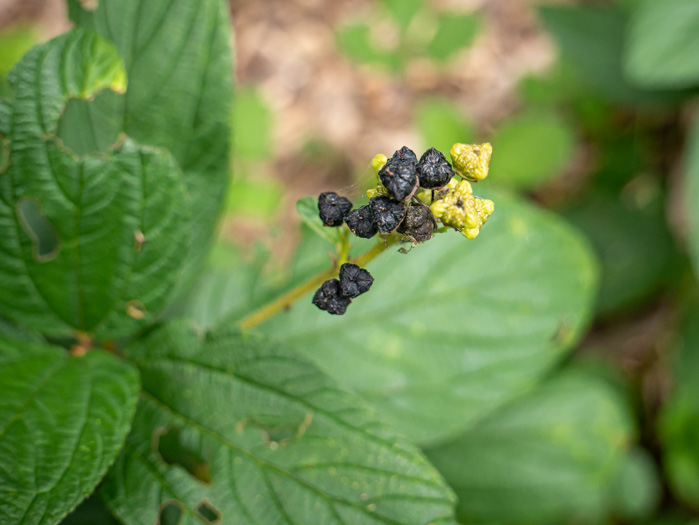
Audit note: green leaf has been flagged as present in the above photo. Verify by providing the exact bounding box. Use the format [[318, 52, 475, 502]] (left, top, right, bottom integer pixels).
[[489, 110, 576, 189], [0, 30, 190, 338], [260, 192, 598, 444], [424, 367, 635, 524], [101, 320, 457, 525], [625, 0, 699, 89], [296, 197, 343, 246], [336, 24, 402, 71], [380, 0, 422, 32], [67, 0, 234, 290], [0, 337, 139, 525], [609, 447, 661, 521], [659, 312, 699, 510], [0, 24, 37, 79], [427, 13, 480, 62], [539, 5, 689, 106], [563, 190, 678, 317], [233, 89, 272, 160], [415, 98, 475, 157]]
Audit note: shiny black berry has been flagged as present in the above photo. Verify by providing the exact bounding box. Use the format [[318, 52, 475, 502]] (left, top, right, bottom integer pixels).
[[379, 146, 419, 202], [369, 196, 407, 234], [398, 203, 437, 244], [312, 279, 351, 315], [345, 205, 378, 238], [417, 147, 454, 189], [318, 192, 353, 227], [339, 263, 374, 298]]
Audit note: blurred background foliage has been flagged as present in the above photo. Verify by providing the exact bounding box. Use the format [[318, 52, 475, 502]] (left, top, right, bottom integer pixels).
[[4, 0, 699, 522]]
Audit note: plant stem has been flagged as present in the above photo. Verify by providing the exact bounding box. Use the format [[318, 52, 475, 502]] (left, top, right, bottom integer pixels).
[[237, 237, 397, 331]]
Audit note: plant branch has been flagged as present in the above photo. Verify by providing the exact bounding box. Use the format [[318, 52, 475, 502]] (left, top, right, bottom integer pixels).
[[237, 237, 397, 331]]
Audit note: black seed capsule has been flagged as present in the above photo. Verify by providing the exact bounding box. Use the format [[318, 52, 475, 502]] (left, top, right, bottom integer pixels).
[[379, 146, 419, 202], [417, 147, 455, 189], [312, 279, 351, 315], [339, 263, 374, 298], [318, 192, 353, 227], [398, 204, 437, 244], [369, 196, 407, 234], [345, 205, 378, 238]]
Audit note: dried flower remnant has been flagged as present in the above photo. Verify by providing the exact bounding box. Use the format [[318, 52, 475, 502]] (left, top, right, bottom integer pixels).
[[339, 263, 374, 298], [417, 147, 455, 189], [379, 146, 419, 202], [318, 192, 353, 227], [398, 204, 436, 244], [369, 196, 407, 234], [345, 205, 378, 238], [312, 279, 351, 315]]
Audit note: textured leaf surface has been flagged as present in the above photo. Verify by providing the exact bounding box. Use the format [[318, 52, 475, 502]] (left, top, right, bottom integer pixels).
[[68, 0, 234, 288], [261, 192, 597, 444], [0, 337, 139, 525], [102, 321, 457, 525], [625, 0, 699, 89], [425, 368, 635, 524], [0, 30, 190, 338]]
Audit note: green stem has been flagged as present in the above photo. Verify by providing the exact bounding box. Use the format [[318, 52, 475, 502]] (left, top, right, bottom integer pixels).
[[237, 237, 397, 331]]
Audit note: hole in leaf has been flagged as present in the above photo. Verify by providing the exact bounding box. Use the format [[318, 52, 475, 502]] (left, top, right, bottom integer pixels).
[[195, 500, 220, 523], [55, 90, 122, 155], [158, 500, 183, 525], [154, 426, 212, 484], [16, 198, 61, 262]]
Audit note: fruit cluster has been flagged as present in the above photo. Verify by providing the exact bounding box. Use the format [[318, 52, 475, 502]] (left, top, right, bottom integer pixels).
[[313, 143, 494, 315]]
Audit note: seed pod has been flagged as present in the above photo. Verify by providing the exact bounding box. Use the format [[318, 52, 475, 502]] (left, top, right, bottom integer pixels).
[[369, 196, 407, 234], [318, 192, 353, 227], [339, 263, 374, 298], [379, 146, 419, 201], [417, 147, 455, 189], [345, 205, 378, 239], [312, 279, 351, 315], [398, 204, 437, 244]]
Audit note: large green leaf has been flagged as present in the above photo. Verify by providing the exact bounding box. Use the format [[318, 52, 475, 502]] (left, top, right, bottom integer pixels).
[[259, 192, 598, 444], [425, 368, 636, 524], [101, 320, 457, 525], [67, 0, 233, 289], [625, 0, 699, 89], [0, 336, 139, 525], [0, 30, 190, 338], [659, 312, 699, 510], [539, 5, 689, 106]]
